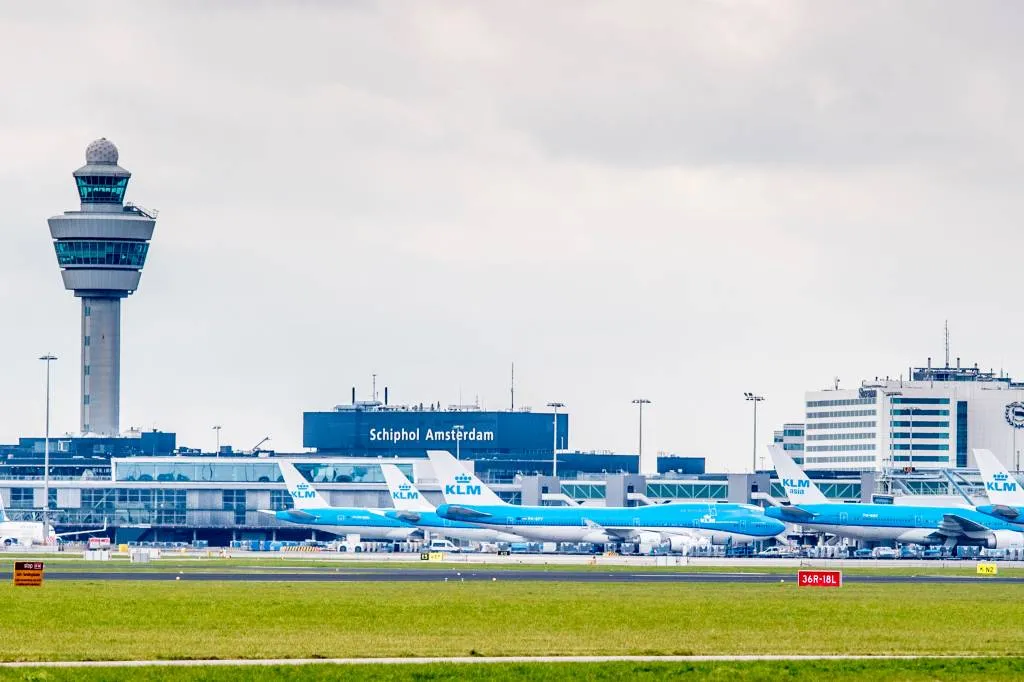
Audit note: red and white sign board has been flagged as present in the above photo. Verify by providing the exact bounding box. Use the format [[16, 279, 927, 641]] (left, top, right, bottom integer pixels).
[[797, 570, 842, 587]]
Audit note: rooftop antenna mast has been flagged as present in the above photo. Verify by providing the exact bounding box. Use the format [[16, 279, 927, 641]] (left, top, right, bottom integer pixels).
[[372, 373, 377, 402], [510, 362, 515, 411], [944, 320, 950, 368]]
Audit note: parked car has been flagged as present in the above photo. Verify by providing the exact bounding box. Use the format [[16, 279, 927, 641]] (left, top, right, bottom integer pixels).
[[872, 546, 898, 559]]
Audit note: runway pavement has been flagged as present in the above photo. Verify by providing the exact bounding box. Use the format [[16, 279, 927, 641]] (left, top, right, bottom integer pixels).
[[2, 568, 1022, 583]]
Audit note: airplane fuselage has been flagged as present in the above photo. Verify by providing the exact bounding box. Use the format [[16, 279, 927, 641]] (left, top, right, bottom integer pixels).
[[437, 502, 785, 546]]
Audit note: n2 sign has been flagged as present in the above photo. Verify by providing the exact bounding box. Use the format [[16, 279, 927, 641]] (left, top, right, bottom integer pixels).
[[797, 570, 842, 587]]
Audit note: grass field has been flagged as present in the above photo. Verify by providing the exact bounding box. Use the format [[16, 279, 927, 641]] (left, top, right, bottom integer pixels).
[[0, 660, 1023, 681], [0, 581, 1022, 661]]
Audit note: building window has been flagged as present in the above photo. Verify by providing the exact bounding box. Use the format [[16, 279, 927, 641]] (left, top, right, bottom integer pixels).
[[806, 421, 877, 430], [806, 433, 876, 441], [890, 409, 949, 416], [10, 488, 33, 509], [805, 444, 877, 452], [806, 398, 875, 408], [55, 239, 149, 267], [84, 336, 90, 347], [890, 433, 949, 440], [892, 444, 950, 451], [891, 397, 950, 405], [83, 395, 90, 405], [889, 421, 948, 428], [223, 490, 246, 525], [84, 365, 90, 377], [84, 305, 91, 317], [270, 490, 293, 511], [806, 409, 877, 419], [956, 401, 968, 468]]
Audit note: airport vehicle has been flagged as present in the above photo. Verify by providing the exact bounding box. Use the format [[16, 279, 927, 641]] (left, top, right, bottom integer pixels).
[[260, 462, 418, 541], [380, 464, 522, 544], [429, 451, 786, 548], [766, 445, 1024, 549]]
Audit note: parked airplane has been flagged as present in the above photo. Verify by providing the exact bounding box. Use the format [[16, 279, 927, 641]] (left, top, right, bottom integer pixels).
[[261, 462, 418, 541], [0, 496, 107, 547], [766, 445, 1024, 549], [380, 464, 522, 544], [429, 451, 785, 548], [972, 448, 1024, 522]]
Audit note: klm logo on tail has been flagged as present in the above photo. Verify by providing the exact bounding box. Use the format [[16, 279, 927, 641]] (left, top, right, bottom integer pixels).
[[393, 484, 420, 501], [290, 483, 317, 500], [445, 473, 482, 496], [783, 478, 810, 495], [988, 472, 1019, 493]]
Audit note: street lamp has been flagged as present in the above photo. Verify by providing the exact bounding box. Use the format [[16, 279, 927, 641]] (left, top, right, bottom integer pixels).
[[453, 425, 465, 460], [547, 402, 565, 477], [744, 393, 764, 474], [632, 399, 651, 472], [39, 354, 57, 539], [213, 425, 222, 455]]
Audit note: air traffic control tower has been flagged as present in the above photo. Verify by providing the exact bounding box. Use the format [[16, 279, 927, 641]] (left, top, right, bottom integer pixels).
[[47, 139, 157, 436]]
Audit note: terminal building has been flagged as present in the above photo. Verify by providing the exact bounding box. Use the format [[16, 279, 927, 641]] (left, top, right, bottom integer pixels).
[[788, 358, 1024, 472]]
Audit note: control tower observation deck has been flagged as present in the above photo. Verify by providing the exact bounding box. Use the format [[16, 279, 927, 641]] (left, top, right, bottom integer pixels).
[[47, 139, 158, 436]]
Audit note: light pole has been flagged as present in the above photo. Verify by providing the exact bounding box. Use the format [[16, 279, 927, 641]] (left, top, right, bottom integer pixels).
[[213, 425, 222, 455], [744, 393, 764, 473], [39, 354, 57, 539], [547, 402, 565, 477], [453, 424, 465, 460], [632, 399, 651, 472]]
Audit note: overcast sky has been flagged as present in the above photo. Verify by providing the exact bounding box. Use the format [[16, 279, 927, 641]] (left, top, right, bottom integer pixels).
[[2, 2, 1024, 472]]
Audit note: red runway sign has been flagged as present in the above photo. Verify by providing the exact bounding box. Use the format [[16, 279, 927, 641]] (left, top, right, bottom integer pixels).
[[797, 570, 842, 587]]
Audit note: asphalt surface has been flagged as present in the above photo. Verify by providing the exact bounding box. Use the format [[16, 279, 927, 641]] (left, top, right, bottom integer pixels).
[[3, 568, 1023, 583]]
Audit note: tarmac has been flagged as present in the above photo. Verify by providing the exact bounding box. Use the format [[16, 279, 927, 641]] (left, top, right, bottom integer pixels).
[[3, 567, 1022, 583]]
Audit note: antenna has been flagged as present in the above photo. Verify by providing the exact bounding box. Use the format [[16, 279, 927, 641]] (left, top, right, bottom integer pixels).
[[372, 373, 377, 402], [510, 362, 515, 411], [944, 320, 950, 368], [833, 376, 841, 390]]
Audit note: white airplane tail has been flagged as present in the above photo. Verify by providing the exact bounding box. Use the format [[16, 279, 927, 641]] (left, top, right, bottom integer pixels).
[[974, 448, 1024, 507], [427, 450, 506, 506], [278, 462, 330, 509], [768, 444, 829, 504], [381, 464, 434, 512]]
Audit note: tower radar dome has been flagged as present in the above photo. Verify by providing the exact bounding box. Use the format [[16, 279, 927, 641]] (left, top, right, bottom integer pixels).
[[85, 138, 119, 165]]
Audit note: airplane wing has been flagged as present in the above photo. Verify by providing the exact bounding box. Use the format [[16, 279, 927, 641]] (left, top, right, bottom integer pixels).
[[774, 505, 816, 521], [938, 513, 991, 536], [281, 509, 319, 522], [54, 518, 108, 539], [443, 505, 492, 520]]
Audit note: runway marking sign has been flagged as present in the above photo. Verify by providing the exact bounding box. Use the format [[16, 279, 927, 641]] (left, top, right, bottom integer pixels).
[[13, 561, 44, 587], [419, 552, 444, 562], [977, 562, 998, 575], [797, 569, 842, 587]]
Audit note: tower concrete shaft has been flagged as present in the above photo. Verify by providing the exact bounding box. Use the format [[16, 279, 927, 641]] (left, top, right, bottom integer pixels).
[[48, 139, 157, 436], [80, 298, 121, 436]]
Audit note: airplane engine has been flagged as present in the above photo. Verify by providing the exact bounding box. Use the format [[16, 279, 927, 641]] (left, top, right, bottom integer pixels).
[[986, 530, 1024, 549], [581, 530, 614, 544], [665, 534, 707, 552], [633, 531, 662, 546]]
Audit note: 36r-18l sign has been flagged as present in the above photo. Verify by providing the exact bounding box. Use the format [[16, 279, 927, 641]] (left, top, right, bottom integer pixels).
[[797, 570, 842, 587], [13, 561, 44, 587]]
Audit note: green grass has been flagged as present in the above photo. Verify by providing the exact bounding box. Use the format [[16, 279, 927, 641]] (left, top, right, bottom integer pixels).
[[0, 582, 1022, 661], [0, 660, 1022, 681]]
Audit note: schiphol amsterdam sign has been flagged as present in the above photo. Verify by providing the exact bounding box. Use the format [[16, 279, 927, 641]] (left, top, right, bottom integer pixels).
[[1006, 402, 1024, 429], [368, 427, 495, 444]]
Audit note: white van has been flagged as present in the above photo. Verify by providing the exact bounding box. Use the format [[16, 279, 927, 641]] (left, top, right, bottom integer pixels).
[[426, 539, 461, 553]]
